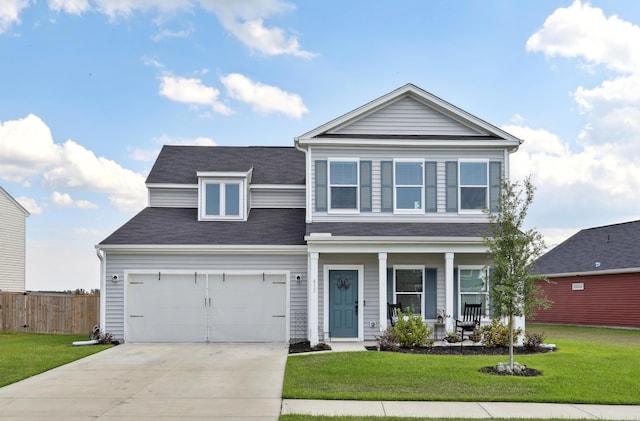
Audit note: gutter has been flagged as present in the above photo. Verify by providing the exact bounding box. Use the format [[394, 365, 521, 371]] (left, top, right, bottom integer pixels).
[[542, 267, 640, 278], [95, 247, 107, 334]]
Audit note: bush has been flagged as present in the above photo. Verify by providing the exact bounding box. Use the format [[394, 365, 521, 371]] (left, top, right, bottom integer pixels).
[[480, 319, 522, 348], [376, 329, 399, 351], [524, 332, 546, 350], [391, 307, 434, 348]]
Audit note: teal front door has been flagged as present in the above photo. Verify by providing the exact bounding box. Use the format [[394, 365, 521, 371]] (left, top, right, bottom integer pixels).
[[329, 269, 359, 338]]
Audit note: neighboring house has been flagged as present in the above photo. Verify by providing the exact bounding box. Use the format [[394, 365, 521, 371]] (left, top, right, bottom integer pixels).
[[0, 186, 30, 292], [532, 220, 640, 328], [97, 83, 524, 343]]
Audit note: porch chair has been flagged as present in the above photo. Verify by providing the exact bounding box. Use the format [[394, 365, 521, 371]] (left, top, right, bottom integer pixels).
[[455, 303, 482, 347], [387, 303, 402, 326]]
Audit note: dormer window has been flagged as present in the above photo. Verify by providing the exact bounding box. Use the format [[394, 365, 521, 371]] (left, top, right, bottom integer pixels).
[[198, 171, 250, 221]]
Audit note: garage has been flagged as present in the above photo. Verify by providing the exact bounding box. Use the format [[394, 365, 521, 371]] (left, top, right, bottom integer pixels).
[[125, 272, 287, 343]]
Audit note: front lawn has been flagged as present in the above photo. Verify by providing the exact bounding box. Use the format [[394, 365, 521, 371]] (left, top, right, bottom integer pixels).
[[282, 324, 640, 404], [0, 332, 112, 388]]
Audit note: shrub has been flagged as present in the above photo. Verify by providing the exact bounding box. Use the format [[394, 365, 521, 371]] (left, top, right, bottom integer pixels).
[[391, 307, 435, 348], [376, 329, 399, 351], [524, 332, 546, 350], [480, 319, 522, 348]]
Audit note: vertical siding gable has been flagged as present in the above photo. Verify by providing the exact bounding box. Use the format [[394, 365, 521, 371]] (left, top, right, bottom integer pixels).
[[328, 96, 483, 136]]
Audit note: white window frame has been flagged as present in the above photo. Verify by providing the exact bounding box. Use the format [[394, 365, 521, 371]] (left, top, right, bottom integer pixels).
[[458, 159, 489, 214], [393, 265, 425, 317], [198, 174, 247, 221], [457, 265, 489, 319], [393, 159, 424, 214], [327, 158, 359, 214]]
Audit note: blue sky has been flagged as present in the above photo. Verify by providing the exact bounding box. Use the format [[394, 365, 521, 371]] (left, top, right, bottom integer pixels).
[[1, 0, 639, 291]]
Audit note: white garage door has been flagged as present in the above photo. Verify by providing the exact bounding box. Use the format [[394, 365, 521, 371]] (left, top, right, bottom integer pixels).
[[126, 272, 286, 343]]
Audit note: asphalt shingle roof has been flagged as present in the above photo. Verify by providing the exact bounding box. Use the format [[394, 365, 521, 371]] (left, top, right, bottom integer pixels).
[[534, 220, 640, 275], [306, 222, 492, 238], [100, 208, 307, 246], [145, 146, 306, 185]]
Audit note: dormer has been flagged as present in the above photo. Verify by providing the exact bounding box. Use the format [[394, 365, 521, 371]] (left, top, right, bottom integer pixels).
[[197, 169, 252, 221]]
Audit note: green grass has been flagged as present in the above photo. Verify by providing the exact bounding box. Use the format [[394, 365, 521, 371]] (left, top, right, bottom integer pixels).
[[0, 332, 112, 388], [283, 324, 640, 404]]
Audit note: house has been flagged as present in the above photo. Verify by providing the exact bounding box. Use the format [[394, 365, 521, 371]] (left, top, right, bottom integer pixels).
[[0, 186, 30, 292], [532, 220, 640, 328], [96, 83, 524, 343]]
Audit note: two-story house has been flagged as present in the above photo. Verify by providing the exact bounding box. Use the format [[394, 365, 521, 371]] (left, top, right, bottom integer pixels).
[[97, 84, 523, 344]]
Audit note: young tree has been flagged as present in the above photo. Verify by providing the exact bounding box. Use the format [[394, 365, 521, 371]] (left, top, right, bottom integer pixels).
[[484, 176, 550, 369]]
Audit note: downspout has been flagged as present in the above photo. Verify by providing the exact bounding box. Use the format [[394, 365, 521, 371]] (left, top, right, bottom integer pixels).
[[95, 247, 107, 334], [294, 138, 311, 224]]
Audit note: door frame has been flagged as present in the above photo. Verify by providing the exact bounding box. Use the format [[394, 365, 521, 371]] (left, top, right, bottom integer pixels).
[[124, 269, 290, 343], [323, 265, 364, 341]]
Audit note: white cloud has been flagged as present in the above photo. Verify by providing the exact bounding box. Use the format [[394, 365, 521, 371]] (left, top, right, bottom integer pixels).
[[16, 196, 43, 215], [526, 0, 640, 74], [220, 73, 308, 118], [48, 0, 90, 15], [200, 0, 315, 58], [0, 0, 29, 33], [0, 114, 146, 212], [159, 75, 232, 115], [51, 191, 98, 209], [92, 0, 193, 19]]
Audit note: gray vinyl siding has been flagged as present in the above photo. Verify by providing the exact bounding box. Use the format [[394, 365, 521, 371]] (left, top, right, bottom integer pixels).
[[329, 97, 481, 136], [250, 189, 305, 208], [310, 149, 503, 221], [148, 186, 305, 209], [104, 252, 307, 341], [149, 188, 198, 208], [0, 191, 27, 292]]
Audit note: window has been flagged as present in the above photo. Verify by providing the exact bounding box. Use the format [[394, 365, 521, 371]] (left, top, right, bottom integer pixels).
[[459, 161, 488, 211], [198, 176, 246, 220], [458, 266, 488, 318], [394, 161, 423, 212], [329, 160, 358, 211], [394, 267, 424, 316]]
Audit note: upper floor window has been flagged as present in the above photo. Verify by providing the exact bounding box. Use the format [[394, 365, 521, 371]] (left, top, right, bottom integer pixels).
[[395, 161, 423, 213], [198, 171, 248, 221], [329, 160, 359, 211], [459, 160, 488, 212]]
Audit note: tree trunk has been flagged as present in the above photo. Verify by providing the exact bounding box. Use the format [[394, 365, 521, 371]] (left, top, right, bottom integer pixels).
[[508, 314, 514, 369]]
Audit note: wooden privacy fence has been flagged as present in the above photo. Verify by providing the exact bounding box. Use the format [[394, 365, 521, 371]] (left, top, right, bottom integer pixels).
[[0, 292, 99, 335]]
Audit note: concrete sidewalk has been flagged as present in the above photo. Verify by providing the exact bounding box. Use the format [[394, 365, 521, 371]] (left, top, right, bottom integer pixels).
[[281, 399, 640, 419]]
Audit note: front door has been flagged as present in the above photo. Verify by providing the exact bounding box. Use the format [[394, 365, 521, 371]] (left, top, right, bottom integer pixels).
[[329, 269, 359, 338]]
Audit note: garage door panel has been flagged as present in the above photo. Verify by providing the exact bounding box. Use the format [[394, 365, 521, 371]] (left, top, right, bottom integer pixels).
[[209, 274, 286, 342], [126, 274, 207, 342]]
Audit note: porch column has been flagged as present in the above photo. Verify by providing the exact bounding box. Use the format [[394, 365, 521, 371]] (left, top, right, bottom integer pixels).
[[378, 252, 388, 332], [308, 252, 319, 346], [445, 252, 455, 332]]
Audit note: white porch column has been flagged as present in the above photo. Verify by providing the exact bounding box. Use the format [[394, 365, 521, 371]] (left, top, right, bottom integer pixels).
[[445, 252, 455, 332], [378, 252, 388, 332], [308, 252, 319, 346]]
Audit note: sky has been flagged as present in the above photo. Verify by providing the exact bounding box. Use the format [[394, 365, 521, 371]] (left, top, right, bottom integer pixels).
[[1, 0, 640, 292]]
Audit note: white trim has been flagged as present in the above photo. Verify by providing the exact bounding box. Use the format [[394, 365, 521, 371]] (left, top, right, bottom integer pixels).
[[296, 138, 520, 148], [393, 159, 425, 214], [323, 265, 364, 341], [197, 170, 252, 178], [458, 159, 489, 215], [146, 183, 197, 189], [95, 244, 308, 254], [327, 158, 360, 214], [124, 269, 290, 343], [543, 267, 640, 278], [198, 178, 246, 221], [392, 265, 425, 318]]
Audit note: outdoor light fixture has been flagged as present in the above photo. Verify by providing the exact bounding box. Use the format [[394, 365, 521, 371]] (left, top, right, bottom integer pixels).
[[111, 274, 119, 283], [295, 274, 302, 283]]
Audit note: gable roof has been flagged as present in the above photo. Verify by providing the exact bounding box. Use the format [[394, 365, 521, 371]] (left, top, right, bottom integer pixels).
[[534, 220, 640, 276], [0, 186, 30, 217], [146, 146, 305, 185], [99, 208, 306, 246], [296, 83, 523, 148]]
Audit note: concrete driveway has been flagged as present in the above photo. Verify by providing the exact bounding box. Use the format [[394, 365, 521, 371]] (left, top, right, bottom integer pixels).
[[0, 343, 288, 420]]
